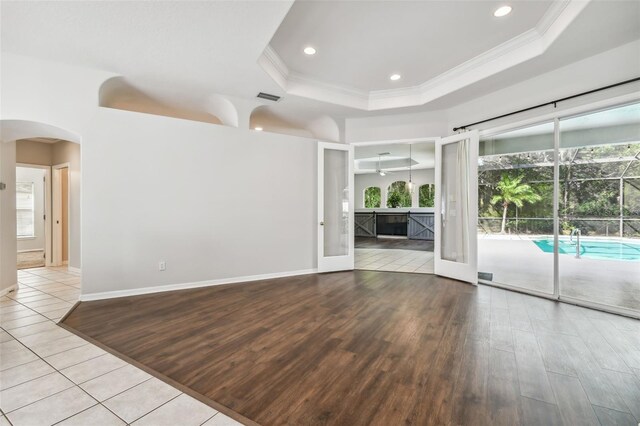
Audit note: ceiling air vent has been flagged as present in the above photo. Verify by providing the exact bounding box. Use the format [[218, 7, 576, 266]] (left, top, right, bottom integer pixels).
[[257, 92, 281, 102]]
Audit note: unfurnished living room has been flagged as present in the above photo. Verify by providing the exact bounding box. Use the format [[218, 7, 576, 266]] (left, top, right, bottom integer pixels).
[[1, 1, 639, 425]]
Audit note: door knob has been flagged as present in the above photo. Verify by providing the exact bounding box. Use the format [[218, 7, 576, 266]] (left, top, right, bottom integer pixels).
[[320, 221, 324, 226]]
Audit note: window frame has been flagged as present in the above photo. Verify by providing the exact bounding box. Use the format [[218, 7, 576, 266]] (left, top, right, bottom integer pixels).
[[16, 181, 36, 239]]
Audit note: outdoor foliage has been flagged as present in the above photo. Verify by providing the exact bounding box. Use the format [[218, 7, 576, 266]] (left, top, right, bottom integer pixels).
[[490, 174, 542, 233], [364, 187, 381, 208], [387, 181, 412, 208], [419, 184, 435, 207], [479, 142, 640, 237]]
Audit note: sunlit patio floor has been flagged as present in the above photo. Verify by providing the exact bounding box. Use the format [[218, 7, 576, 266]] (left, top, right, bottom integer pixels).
[[478, 235, 640, 313]]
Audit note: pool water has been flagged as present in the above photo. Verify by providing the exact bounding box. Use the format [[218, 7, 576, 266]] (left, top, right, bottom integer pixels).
[[533, 238, 640, 261]]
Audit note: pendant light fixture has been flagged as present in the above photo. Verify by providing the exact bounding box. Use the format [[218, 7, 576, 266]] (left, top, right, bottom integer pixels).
[[378, 154, 386, 176], [407, 144, 414, 193]]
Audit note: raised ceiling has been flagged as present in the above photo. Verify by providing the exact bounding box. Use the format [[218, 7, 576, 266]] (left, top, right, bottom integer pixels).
[[261, 0, 602, 110], [270, 1, 553, 92]]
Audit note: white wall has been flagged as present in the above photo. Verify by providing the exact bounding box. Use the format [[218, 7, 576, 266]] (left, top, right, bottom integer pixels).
[[355, 168, 435, 209], [0, 141, 18, 294], [346, 110, 448, 143], [16, 167, 46, 252], [81, 108, 317, 296], [445, 40, 640, 133], [0, 54, 320, 297]]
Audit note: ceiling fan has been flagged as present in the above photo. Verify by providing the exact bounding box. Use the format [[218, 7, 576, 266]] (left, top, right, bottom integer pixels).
[[376, 152, 394, 176]]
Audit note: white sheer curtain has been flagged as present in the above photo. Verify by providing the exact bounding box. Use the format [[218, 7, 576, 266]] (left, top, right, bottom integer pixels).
[[441, 137, 469, 263]]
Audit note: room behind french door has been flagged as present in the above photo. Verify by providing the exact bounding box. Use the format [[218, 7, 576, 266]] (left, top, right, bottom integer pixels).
[[477, 102, 640, 319]]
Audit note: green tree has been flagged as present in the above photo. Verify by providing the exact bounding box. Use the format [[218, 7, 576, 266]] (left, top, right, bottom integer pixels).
[[491, 174, 542, 233], [386, 181, 411, 208], [364, 187, 381, 208], [419, 184, 435, 207]]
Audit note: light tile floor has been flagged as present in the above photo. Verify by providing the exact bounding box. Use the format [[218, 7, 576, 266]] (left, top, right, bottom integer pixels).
[[355, 248, 434, 273], [1, 267, 242, 426]]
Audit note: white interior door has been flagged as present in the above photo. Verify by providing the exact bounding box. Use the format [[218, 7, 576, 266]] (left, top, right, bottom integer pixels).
[[52, 166, 62, 266], [318, 142, 354, 272], [434, 130, 479, 284]]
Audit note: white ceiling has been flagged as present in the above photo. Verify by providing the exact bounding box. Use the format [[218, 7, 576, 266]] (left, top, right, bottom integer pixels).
[[425, 0, 640, 112], [0, 1, 293, 111], [270, 0, 553, 92], [1, 0, 638, 124], [355, 142, 435, 174]]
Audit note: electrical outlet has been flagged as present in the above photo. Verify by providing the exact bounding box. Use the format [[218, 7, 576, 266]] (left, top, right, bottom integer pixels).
[[159, 261, 166, 271]]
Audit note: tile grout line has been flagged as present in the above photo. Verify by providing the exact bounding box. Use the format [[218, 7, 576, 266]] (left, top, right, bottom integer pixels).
[[3, 289, 138, 425], [2, 330, 101, 414], [125, 393, 183, 425], [1, 269, 112, 424]]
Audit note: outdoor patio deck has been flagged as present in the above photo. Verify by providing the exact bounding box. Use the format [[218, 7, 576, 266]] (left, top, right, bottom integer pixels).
[[478, 235, 640, 313]]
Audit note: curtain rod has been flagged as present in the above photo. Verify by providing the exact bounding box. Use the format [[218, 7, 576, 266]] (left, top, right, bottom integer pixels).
[[452, 77, 640, 132]]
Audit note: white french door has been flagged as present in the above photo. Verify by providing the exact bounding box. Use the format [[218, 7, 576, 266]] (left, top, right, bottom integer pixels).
[[317, 142, 354, 272], [434, 131, 479, 284]]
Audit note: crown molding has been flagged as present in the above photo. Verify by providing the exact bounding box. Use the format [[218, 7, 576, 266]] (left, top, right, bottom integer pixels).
[[258, 0, 590, 111]]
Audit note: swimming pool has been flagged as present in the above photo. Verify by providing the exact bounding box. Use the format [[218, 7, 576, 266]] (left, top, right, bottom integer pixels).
[[533, 238, 640, 261]]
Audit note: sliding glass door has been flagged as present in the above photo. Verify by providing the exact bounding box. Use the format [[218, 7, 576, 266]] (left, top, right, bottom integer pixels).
[[558, 105, 640, 316], [478, 102, 640, 317], [478, 122, 555, 295]]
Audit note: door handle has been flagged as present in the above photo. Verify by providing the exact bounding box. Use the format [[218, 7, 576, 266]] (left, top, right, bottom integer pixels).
[[320, 221, 324, 226]]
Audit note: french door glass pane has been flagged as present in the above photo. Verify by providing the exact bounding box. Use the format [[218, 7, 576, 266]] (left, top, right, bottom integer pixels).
[[558, 103, 640, 314], [477, 122, 555, 294], [324, 149, 349, 257]]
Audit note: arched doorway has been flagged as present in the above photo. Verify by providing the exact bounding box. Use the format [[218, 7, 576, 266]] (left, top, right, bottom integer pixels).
[[1, 120, 82, 307]]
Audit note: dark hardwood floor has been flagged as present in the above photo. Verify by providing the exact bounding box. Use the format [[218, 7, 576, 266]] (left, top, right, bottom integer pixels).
[[63, 271, 640, 426], [355, 236, 434, 251]]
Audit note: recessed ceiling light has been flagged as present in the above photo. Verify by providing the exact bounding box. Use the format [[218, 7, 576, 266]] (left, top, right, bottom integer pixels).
[[303, 46, 316, 55], [254, 127, 263, 131], [390, 74, 401, 81], [494, 5, 512, 17]]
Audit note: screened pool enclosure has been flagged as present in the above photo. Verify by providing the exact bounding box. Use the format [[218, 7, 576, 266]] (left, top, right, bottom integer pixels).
[[477, 102, 640, 317]]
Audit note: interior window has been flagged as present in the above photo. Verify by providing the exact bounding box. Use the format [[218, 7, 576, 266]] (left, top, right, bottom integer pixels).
[[418, 184, 435, 207], [16, 182, 35, 238], [387, 181, 411, 208], [364, 186, 381, 208]]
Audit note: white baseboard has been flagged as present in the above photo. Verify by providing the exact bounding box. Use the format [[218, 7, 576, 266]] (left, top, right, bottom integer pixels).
[[67, 266, 81, 274], [0, 284, 19, 297], [79, 268, 318, 302]]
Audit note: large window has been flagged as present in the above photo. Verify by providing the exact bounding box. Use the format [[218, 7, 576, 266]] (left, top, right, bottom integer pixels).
[[418, 184, 435, 207], [387, 181, 411, 208], [16, 182, 35, 238], [364, 187, 381, 208], [478, 102, 640, 316]]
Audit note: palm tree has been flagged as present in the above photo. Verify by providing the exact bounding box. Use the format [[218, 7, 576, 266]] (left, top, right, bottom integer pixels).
[[491, 174, 542, 234]]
